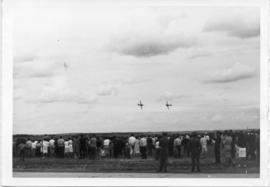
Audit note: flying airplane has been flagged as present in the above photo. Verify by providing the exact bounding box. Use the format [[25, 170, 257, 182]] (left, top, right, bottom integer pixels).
[[166, 101, 172, 109], [138, 100, 144, 109]]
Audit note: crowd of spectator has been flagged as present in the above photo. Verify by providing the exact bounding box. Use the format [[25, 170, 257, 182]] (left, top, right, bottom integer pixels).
[[13, 130, 260, 172]]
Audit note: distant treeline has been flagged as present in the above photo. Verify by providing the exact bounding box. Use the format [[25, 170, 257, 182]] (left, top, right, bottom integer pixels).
[[13, 128, 259, 140]]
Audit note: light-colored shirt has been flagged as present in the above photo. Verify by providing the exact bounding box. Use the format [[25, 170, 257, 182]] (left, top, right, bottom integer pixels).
[[26, 140, 32, 148], [128, 136, 136, 146], [49, 139, 55, 147], [152, 138, 156, 145], [200, 136, 207, 146], [103, 139, 110, 146], [174, 138, 182, 146], [139, 137, 147, 147], [32, 141, 37, 149], [155, 141, 160, 149], [57, 138, 65, 147], [42, 140, 49, 153], [64, 141, 69, 148]]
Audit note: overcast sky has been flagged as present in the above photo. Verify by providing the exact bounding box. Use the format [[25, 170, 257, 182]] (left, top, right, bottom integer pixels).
[[12, 2, 260, 134]]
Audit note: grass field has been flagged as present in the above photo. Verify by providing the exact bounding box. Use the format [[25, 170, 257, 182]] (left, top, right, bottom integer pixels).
[[13, 144, 260, 175], [13, 156, 259, 174]]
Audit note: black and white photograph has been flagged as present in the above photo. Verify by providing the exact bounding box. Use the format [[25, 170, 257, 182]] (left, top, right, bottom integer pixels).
[[1, 0, 269, 186]]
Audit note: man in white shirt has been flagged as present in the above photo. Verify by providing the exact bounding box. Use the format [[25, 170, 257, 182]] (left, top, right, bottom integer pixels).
[[200, 135, 208, 158], [139, 136, 147, 159], [31, 140, 37, 157], [49, 137, 55, 157], [103, 138, 110, 158], [42, 139, 49, 158], [128, 134, 136, 158], [174, 136, 182, 158]]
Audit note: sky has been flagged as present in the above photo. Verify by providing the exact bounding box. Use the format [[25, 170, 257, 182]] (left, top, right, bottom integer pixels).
[[12, 1, 260, 134]]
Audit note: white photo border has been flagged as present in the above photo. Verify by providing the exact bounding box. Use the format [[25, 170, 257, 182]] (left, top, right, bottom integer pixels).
[[1, 0, 269, 186]]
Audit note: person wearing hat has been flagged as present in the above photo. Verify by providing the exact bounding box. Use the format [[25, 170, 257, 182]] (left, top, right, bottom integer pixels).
[[190, 132, 202, 172]]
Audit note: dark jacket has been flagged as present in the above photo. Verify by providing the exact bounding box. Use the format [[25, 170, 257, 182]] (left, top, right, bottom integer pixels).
[[190, 136, 201, 156], [159, 136, 169, 157]]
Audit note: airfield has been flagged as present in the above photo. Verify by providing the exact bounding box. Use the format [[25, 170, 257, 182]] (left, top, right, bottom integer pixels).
[[13, 156, 259, 178]]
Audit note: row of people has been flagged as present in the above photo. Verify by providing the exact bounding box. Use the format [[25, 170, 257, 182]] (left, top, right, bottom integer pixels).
[[14, 130, 260, 170]]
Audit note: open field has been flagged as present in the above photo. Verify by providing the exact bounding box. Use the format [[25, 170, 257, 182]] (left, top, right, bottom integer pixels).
[[13, 172, 259, 178], [13, 157, 259, 175]]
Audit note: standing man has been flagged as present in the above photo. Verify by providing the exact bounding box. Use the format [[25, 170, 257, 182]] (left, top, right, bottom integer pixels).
[[147, 135, 153, 157], [103, 137, 111, 158], [214, 131, 221, 164], [49, 137, 55, 157], [183, 134, 191, 157], [139, 136, 147, 159], [200, 134, 208, 158], [158, 132, 169, 172], [17, 139, 26, 161], [223, 131, 233, 166], [25, 138, 32, 158], [155, 136, 161, 160], [31, 139, 37, 157], [42, 138, 49, 158], [168, 136, 174, 157], [73, 136, 80, 159], [173, 135, 182, 158], [96, 137, 103, 159], [57, 136, 65, 158], [190, 132, 202, 172], [89, 135, 97, 159], [79, 135, 87, 159], [128, 134, 136, 158]]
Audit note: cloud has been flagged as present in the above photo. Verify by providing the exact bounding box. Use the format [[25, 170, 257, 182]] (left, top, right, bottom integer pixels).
[[16, 76, 98, 104], [116, 37, 196, 58], [39, 92, 98, 104], [39, 76, 98, 104], [188, 51, 211, 60], [203, 9, 260, 39], [97, 85, 118, 96], [14, 59, 62, 78], [205, 62, 256, 83], [157, 91, 190, 101], [109, 8, 197, 57]]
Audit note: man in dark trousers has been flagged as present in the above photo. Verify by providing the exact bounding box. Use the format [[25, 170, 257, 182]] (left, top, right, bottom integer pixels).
[[214, 131, 221, 164], [158, 132, 169, 172], [147, 136, 153, 156], [79, 135, 87, 159], [190, 132, 202, 172]]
